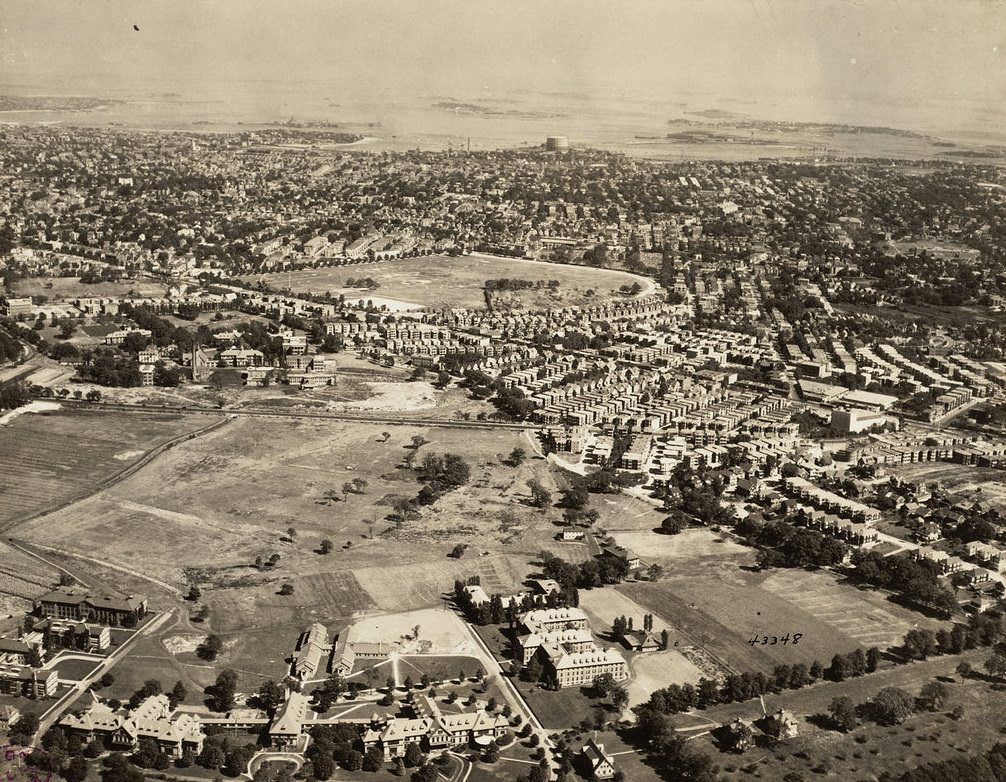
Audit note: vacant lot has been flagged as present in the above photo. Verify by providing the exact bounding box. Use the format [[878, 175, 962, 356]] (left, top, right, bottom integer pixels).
[[620, 566, 942, 674], [250, 254, 650, 310], [0, 409, 210, 529]]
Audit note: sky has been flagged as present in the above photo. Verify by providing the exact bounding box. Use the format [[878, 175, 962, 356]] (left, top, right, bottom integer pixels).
[[2, 0, 1004, 130]]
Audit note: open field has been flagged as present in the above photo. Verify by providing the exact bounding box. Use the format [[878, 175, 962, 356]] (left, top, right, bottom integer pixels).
[[626, 651, 704, 711], [11, 275, 169, 301], [620, 566, 944, 674], [345, 608, 481, 656], [0, 541, 61, 614], [13, 412, 554, 592], [248, 253, 651, 310], [609, 526, 757, 576], [0, 409, 210, 529]]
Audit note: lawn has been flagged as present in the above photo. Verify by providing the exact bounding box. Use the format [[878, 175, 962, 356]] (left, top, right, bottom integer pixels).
[[398, 655, 485, 684], [513, 678, 607, 731], [248, 253, 651, 310], [0, 409, 210, 530], [49, 656, 101, 681]]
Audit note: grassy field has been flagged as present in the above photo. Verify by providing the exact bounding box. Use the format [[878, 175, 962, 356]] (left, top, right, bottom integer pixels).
[[11, 275, 169, 301], [620, 566, 944, 675], [49, 656, 101, 681], [249, 253, 651, 310], [0, 541, 61, 614], [0, 409, 211, 529], [15, 416, 558, 598]]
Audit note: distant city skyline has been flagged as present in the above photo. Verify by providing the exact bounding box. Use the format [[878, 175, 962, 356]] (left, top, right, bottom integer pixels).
[[3, 0, 1004, 136]]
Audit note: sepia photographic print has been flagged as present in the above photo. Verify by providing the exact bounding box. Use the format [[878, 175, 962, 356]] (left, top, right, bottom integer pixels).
[[1, 2, 1006, 781]]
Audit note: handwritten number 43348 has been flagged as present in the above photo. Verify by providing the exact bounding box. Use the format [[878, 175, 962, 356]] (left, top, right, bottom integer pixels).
[[748, 633, 802, 646]]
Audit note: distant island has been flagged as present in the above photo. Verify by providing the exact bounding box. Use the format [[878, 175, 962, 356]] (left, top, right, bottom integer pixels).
[[669, 116, 933, 140], [434, 100, 565, 120], [0, 94, 120, 112]]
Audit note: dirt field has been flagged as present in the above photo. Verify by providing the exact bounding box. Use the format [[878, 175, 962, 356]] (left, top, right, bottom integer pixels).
[[625, 650, 704, 711], [344, 608, 480, 656], [249, 254, 651, 310], [0, 409, 209, 529]]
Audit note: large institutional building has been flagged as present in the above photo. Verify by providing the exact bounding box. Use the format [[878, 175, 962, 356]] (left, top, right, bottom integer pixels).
[[515, 607, 628, 688]]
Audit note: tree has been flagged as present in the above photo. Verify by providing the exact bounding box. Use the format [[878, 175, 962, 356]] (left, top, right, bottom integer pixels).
[[319, 538, 334, 554], [873, 686, 915, 725], [403, 742, 425, 768], [343, 751, 363, 772], [411, 764, 440, 782], [508, 447, 527, 467], [903, 629, 937, 660], [866, 646, 881, 673], [828, 696, 857, 732], [661, 513, 687, 535], [169, 680, 187, 709], [611, 685, 629, 712], [186, 585, 202, 602], [64, 756, 89, 782], [986, 654, 1006, 680], [526, 479, 552, 509], [312, 753, 335, 779], [257, 680, 286, 711], [197, 634, 224, 661], [594, 672, 616, 697], [198, 744, 226, 770], [205, 669, 238, 712], [920, 681, 950, 711], [484, 742, 500, 763], [279, 582, 295, 596]]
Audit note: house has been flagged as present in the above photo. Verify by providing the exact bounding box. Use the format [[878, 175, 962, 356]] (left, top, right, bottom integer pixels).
[[530, 579, 563, 595], [62, 694, 204, 758], [763, 708, 799, 740], [0, 636, 42, 666], [0, 704, 21, 731], [600, 545, 641, 570], [620, 630, 661, 652], [268, 690, 310, 750], [579, 739, 616, 780]]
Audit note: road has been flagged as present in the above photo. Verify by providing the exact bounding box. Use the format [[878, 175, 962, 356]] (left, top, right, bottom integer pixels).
[[34, 609, 174, 740], [58, 399, 542, 432]]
